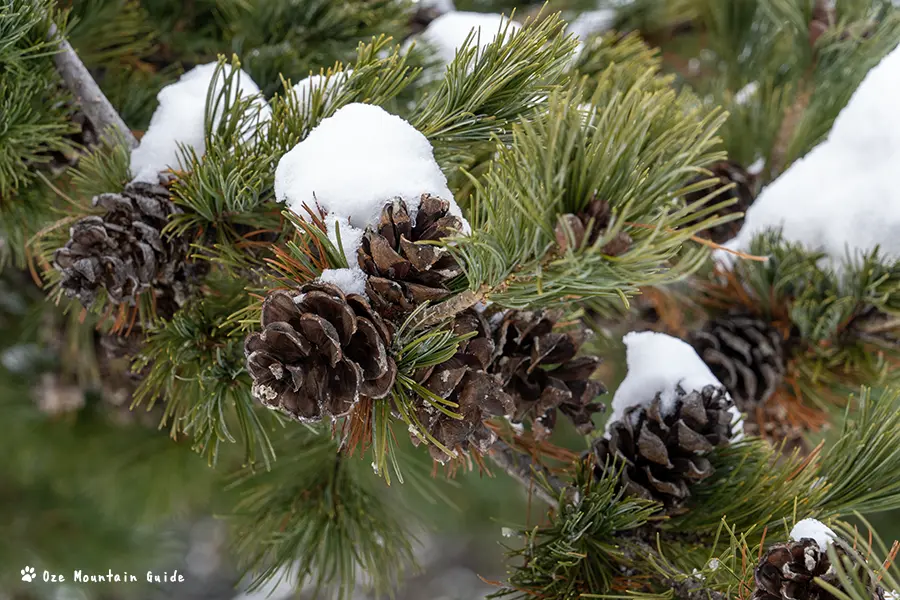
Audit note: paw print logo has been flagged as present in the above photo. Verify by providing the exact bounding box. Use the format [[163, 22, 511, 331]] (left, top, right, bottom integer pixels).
[[21, 566, 36, 582]]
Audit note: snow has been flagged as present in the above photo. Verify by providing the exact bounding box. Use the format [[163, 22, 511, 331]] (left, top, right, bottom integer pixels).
[[275, 103, 468, 243], [317, 268, 367, 297], [747, 157, 765, 175], [415, 0, 455, 14], [130, 63, 271, 183], [734, 81, 758, 105], [790, 518, 836, 551], [607, 332, 743, 439], [417, 12, 521, 66], [323, 212, 366, 264], [722, 45, 900, 268], [568, 9, 615, 43], [290, 70, 350, 113]]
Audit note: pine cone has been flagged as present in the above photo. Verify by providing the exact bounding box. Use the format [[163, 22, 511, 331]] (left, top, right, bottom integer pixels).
[[53, 181, 197, 312], [410, 4, 443, 35], [689, 314, 787, 411], [752, 539, 884, 600], [244, 283, 397, 421], [683, 160, 755, 244], [555, 197, 632, 256], [591, 384, 734, 508], [357, 195, 464, 320], [491, 310, 606, 439], [46, 110, 99, 175], [411, 309, 514, 463]]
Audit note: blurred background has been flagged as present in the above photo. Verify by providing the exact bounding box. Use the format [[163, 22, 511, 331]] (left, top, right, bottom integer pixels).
[[4, 0, 900, 597]]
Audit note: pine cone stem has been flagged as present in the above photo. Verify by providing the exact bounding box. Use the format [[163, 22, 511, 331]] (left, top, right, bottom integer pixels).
[[47, 23, 138, 149], [415, 286, 490, 328], [488, 439, 563, 506]]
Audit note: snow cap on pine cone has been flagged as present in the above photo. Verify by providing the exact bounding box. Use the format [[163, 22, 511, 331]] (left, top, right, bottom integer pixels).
[[274, 102, 468, 266], [608, 331, 743, 441], [790, 518, 836, 551], [720, 45, 900, 268], [130, 62, 271, 183]]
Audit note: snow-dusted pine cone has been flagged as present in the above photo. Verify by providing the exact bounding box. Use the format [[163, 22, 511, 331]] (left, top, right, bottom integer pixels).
[[591, 384, 734, 509], [751, 538, 884, 600], [490, 310, 605, 439], [53, 181, 197, 312], [411, 309, 513, 463], [357, 195, 463, 319], [244, 283, 397, 421]]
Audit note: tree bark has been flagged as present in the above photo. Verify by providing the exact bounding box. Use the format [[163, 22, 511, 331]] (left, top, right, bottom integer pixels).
[[48, 24, 138, 149]]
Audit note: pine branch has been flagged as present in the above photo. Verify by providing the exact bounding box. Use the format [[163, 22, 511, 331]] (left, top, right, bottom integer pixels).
[[488, 439, 563, 507], [664, 577, 729, 600], [47, 23, 138, 149]]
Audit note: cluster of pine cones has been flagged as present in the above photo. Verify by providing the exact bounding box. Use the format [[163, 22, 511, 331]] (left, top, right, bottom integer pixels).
[[54, 178, 205, 318], [243, 195, 607, 462]]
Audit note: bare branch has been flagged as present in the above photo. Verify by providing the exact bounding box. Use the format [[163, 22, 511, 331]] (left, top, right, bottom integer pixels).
[[488, 438, 565, 506], [48, 24, 138, 149]]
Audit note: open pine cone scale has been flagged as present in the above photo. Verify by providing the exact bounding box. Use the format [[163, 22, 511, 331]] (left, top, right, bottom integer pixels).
[[245, 284, 397, 421]]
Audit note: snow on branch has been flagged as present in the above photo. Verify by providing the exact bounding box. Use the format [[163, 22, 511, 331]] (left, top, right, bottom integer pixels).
[[724, 44, 900, 268], [130, 62, 270, 183]]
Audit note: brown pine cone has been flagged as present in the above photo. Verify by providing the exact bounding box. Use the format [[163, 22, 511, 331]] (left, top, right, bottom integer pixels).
[[751, 538, 884, 600], [683, 160, 755, 244], [555, 197, 632, 256], [357, 195, 464, 320], [244, 283, 397, 421], [689, 313, 787, 411], [591, 384, 734, 509], [411, 309, 514, 463], [491, 310, 605, 439], [46, 110, 99, 175], [53, 181, 198, 312]]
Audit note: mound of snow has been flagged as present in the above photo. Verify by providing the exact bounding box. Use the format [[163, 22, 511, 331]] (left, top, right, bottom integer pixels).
[[418, 12, 520, 66], [274, 103, 467, 261], [608, 332, 743, 439], [790, 518, 836, 551], [723, 45, 900, 268], [130, 63, 270, 183]]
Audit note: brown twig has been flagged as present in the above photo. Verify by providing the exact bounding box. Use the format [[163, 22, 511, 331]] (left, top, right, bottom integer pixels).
[[624, 222, 768, 262], [488, 438, 563, 506], [48, 23, 138, 149], [860, 316, 900, 336], [415, 285, 491, 328]]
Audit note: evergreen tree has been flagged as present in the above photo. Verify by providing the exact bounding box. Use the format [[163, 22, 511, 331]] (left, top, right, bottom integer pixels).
[[3, 0, 900, 599]]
